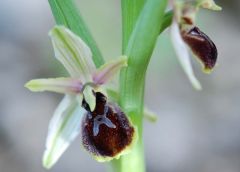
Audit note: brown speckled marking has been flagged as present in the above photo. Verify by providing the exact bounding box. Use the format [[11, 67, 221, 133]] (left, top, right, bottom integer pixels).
[[81, 92, 134, 158], [181, 26, 218, 70]]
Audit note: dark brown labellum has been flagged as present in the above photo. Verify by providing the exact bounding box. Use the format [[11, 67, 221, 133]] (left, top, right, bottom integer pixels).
[[181, 26, 218, 72], [81, 92, 135, 160]]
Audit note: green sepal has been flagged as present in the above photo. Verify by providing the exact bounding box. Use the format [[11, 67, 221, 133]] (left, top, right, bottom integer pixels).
[[25, 77, 83, 94]]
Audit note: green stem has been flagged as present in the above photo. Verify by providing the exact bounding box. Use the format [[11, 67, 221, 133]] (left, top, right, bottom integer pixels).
[[48, 0, 104, 67], [113, 0, 168, 172], [111, 1, 145, 171]]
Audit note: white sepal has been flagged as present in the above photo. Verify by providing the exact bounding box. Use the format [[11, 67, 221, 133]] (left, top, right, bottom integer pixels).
[[49, 26, 96, 81], [43, 96, 84, 169]]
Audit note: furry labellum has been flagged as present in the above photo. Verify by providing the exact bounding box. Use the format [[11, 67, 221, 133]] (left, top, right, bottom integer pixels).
[[181, 26, 218, 72], [81, 92, 136, 161]]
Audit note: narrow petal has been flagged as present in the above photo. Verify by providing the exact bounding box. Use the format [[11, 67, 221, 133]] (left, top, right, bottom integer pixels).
[[43, 96, 84, 169], [25, 78, 83, 94], [83, 85, 96, 112], [49, 26, 96, 81], [170, 21, 202, 90], [92, 56, 128, 85]]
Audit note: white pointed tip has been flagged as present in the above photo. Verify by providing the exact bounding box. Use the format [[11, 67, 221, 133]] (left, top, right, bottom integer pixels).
[[191, 77, 202, 91], [43, 151, 54, 170], [24, 81, 32, 91]]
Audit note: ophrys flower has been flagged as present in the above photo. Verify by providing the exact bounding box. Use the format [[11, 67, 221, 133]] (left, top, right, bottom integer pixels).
[[25, 26, 136, 169]]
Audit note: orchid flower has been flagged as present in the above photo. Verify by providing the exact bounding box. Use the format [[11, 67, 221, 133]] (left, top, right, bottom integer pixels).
[[170, 0, 221, 90], [25, 26, 131, 169]]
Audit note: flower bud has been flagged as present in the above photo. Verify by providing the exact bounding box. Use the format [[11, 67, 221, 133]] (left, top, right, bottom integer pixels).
[[81, 92, 136, 161], [181, 26, 218, 72]]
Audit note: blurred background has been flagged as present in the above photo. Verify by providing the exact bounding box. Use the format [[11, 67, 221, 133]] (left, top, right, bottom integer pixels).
[[0, 0, 239, 172]]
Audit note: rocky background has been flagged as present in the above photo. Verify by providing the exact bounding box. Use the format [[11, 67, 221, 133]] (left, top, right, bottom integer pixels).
[[0, 0, 240, 172]]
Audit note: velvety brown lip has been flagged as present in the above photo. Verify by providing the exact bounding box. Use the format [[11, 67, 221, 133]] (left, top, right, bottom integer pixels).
[[181, 26, 218, 70], [81, 92, 135, 158]]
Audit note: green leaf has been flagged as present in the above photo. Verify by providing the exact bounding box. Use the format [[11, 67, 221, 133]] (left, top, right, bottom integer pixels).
[[121, 0, 145, 53], [48, 0, 104, 68], [159, 10, 173, 33], [43, 96, 84, 169]]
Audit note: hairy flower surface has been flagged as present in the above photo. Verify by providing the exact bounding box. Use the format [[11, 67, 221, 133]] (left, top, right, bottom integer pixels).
[[82, 92, 136, 161], [25, 26, 135, 169]]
